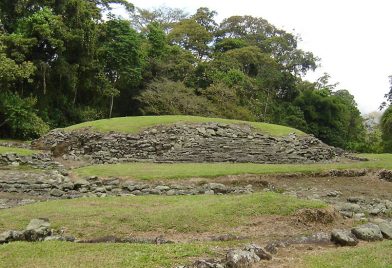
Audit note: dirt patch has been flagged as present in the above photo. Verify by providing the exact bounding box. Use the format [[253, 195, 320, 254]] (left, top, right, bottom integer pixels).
[[293, 208, 340, 225]]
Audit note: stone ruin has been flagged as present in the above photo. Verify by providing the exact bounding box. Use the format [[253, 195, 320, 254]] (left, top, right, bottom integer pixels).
[[32, 122, 344, 164]]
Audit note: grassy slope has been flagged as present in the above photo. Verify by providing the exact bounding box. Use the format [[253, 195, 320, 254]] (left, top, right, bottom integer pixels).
[[0, 241, 215, 268], [0, 146, 38, 156], [64, 115, 304, 136], [74, 154, 392, 180], [303, 240, 392, 268], [0, 193, 324, 238]]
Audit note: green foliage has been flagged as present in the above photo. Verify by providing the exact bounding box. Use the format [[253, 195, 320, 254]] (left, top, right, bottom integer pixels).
[[290, 82, 365, 149], [202, 83, 254, 120], [381, 105, 392, 152], [168, 19, 213, 59], [0, 92, 49, 139], [0, 1, 375, 151], [137, 79, 217, 116]]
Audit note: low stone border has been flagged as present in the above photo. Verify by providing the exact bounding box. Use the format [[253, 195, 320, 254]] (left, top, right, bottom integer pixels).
[[331, 219, 392, 246], [0, 173, 253, 200], [0, 153, 62, 169]]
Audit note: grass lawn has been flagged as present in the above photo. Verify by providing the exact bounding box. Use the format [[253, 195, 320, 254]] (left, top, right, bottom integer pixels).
[[0, 241, 215, 268], [0, 146, 39, 156], [303, 240, 392, 268], [64, 115, 304, 136], [0, 193, 324, 238], [74, 154, 392, 180]]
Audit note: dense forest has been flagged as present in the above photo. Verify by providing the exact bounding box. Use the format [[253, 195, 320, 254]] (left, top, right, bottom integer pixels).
[[0, 0, 391, 152]]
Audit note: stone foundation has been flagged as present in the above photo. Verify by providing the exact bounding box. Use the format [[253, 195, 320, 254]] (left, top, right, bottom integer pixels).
[[33, 123, 343, 164]]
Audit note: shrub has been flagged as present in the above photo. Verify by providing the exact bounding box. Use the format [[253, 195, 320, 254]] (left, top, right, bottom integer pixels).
[[0, 91, 49, 139]]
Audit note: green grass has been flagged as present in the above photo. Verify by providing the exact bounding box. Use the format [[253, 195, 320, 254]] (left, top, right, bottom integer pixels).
[[303, 240, 392, 268], [0, 146, 38, 156], [74, 154, 392, 180], [0, 241, 215, 268], [0, 193, 325, 238], [64, 115, 304, 136]]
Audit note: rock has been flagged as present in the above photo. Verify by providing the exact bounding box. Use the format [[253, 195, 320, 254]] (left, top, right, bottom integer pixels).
[[326, 191, 341, 197], [61, 182, 74, 190], [50, 188, 65, 197], [347, 196, 365, 203], [155, 185, 170, 191], [377, 222, 392, 239], [243, 244, 272, 260], [331, 229, 358, 246], [74, 179, 90, 189], [336, 203, 361, 213], [204, 183, 227, 194], [10, 230, 25, 241], [0, 231, 14, 244], [210, 234, 244, 242], [225, 249, 260, 268], [191, 259, 224, 268], [378, 169, 392, 182], [44, 235, 76, 242], [264, 243, 278, 255], [24, 218, 51, 241], [351, 224, 383, 241]]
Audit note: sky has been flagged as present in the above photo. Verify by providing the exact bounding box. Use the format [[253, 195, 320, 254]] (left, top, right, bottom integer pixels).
[[115, 0, 392, 114]]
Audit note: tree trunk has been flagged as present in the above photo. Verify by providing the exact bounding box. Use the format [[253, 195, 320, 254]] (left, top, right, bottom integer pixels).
[[42, 64, 47, 95], [109, 95, 114, 118], [73, 85, 77, 105], [264, 89, 270, 122]]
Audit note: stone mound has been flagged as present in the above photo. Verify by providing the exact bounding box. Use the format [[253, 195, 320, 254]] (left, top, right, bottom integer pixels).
[[32, 122, 343, 164]]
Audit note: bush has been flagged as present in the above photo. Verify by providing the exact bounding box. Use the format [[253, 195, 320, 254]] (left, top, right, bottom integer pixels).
[[0, 91, 49, 139], [381, 106, 392, 152]]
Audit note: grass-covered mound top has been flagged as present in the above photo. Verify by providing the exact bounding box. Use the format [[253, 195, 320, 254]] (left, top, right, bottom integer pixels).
[[64, 115, 304, 137]]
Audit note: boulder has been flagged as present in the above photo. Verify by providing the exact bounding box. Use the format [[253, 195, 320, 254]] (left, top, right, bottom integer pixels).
[[0, 231, 13, 244], [378, 169, 392, 182], [191, 259, 224, 268], [351, 223, 383, 241], [243, 244, 272, 260], [0, 230, 25, 244], [331, 229, 358, 246], [225, 249, 260, 267], [50, 188, 65, 197], [336, 203, 361, 213], [204, 183, 227, 194], [377, 222, 392, 239], [74, 179, 90, 189], [24, 218, 51, 241]]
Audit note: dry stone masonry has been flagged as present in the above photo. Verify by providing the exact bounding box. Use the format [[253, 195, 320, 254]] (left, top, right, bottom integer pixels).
[[33, 122, 344, 164], [0, 152, 62, 169], [0, 171, 253, 200]]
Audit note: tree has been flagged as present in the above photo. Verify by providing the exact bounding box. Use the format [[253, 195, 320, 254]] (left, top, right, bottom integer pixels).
[[98, 18, 142, 118], [381, 105, 392, 152], [130, 6, 188, 33], [169, 19, 213, 59], [191, 7, 218, 33], [380, 75, 392, 109]]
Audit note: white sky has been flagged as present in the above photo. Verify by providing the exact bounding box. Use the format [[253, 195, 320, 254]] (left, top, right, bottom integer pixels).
[[117, 0, 392, 114]]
